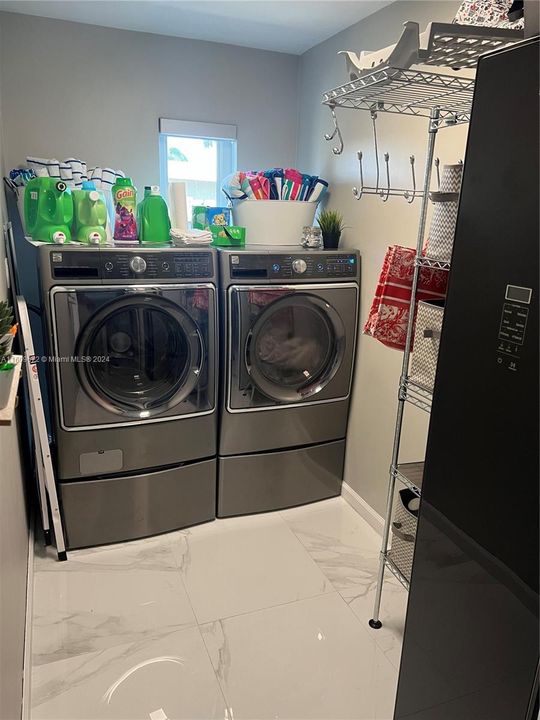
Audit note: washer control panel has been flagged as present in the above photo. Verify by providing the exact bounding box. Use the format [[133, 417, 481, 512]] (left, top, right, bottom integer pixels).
[[101, 252, 213, 279], [50, 250, 214, 281], [230, 253, 358, 281]]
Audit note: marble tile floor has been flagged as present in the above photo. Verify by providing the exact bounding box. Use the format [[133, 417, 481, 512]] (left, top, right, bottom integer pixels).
[[31, 497, 408, 720]]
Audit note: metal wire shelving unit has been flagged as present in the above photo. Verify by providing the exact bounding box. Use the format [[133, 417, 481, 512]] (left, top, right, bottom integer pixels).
[[321, 21, 523, 627], [323, 68, 475, 127], [321, 59, 477, 623]]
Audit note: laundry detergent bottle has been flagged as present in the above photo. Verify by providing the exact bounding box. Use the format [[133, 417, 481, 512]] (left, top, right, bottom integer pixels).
[[138, 185, 171, 245], [112, 177, 138, 243], [24, 169, 73, 243], [137, 186, 152, 232], [72, 181, 108, 244]]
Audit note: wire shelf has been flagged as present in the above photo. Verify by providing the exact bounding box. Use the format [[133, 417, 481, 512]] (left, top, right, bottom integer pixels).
[[392, 462, 424, 497], [323, 68, 474, 125], [384, 552, 410, 591], [419, 23, 523, 70], [417, 255, 451, 271], [401, 377, 433, 412]]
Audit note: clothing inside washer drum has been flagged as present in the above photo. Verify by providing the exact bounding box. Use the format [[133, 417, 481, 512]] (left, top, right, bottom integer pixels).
[[253, 304, 334, 387]]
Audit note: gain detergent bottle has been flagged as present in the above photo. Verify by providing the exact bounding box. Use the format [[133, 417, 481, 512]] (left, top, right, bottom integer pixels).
[[112, 177, 138, 243]]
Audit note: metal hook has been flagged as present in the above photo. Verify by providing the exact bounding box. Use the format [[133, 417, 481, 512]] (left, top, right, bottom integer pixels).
[[352, 151, 363, 200], [371, 111, 380, 195], [352, 109, 420, 203], [434, 157, 440, 190], [324, 105, 344, 155], [404, 156, 416, 204], [381, 153, 391, 202]]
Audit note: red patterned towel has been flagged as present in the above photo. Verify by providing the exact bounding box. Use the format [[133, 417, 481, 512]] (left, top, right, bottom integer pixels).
[[363, 245, 448, 350]]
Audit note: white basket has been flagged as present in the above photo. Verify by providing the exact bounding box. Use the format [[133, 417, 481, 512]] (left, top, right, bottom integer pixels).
[[410, 299, 444, 392], [426, 198, 459, 262], [389, 489, 419, 582], [232, 200, 317, 246]]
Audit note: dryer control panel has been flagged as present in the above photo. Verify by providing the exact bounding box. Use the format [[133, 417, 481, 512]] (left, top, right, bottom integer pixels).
[[229, 252, 359, 281]]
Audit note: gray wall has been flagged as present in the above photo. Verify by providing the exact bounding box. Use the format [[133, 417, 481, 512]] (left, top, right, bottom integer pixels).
[[0, 23, 30, 719], [297, 0, 468, 515], [0, 4, 469, 524], [0, 12, 299, 192]]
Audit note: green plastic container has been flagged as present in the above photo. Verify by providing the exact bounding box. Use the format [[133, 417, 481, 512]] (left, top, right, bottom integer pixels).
[[72, 181, 108, 244], [24, 173, 73, 243], [138, 186, 171, 245], [137, 186, 152, 231], [210, 225, 246, 247]]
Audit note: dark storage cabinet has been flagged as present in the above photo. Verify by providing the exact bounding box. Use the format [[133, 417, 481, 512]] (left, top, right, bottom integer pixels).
[[394, 38, 539, 720]]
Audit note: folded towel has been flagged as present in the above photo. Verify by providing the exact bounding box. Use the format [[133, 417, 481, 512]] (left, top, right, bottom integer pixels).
[[170, 227, 213, 246]]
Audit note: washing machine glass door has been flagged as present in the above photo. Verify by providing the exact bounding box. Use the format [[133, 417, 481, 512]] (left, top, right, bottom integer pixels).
[[229, 287, 348, 409], [52, 285, 216, 428], [76, 294, 201, 418]]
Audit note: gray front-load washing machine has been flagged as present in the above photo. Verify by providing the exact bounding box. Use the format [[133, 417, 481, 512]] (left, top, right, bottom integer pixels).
[[38, 245, 218, 548], [218, 246, 360, 516]]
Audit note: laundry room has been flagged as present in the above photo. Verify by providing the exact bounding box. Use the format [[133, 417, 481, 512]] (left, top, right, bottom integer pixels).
[[0, 2, 537, 719]]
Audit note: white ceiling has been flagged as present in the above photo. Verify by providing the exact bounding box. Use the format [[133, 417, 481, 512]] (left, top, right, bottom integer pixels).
[[0, 0, 394, 54]]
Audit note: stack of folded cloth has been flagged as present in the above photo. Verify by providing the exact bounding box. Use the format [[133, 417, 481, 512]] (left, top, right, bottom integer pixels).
[[170, 228, 213, 246]]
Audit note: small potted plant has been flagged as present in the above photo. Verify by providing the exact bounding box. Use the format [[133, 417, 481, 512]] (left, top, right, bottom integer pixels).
[[317, 209, 345, 249]]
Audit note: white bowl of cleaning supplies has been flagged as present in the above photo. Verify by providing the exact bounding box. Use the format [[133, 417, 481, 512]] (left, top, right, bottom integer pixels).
[[232, 200, 318, 246]]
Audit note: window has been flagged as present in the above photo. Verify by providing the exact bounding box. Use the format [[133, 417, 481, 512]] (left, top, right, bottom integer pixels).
[[159, 119, 237, 217]]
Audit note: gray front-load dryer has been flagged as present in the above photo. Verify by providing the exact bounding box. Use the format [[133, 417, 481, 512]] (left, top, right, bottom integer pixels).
[[218, 246, 360, 516], [39, 245, 218, 548]]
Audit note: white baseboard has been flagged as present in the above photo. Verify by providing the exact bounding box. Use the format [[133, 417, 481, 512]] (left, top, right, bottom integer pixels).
[[341, 482, 384, 536], [21, 514, 34, 720]]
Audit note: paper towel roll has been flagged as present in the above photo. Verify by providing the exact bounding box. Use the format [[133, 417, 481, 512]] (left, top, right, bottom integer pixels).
[[169, 181, 188, 230]]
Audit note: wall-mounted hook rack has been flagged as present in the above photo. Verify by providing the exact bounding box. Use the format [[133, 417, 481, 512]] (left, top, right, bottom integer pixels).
[[324, 104, 344, 155], [352, 110, 425, 203]]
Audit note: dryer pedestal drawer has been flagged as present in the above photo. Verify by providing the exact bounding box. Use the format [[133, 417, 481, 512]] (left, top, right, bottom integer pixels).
[[60, 458, 216, 549], [218, 439, 344, 517]]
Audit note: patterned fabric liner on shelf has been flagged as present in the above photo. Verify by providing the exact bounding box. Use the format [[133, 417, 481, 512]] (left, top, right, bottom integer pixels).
[[363, 245, 448, 351], [453, 0, 524, 29]]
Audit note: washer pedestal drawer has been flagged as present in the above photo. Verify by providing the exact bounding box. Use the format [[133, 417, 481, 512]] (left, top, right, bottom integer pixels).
[[60, 458, 216, 549], [218, 439, 345, 517]]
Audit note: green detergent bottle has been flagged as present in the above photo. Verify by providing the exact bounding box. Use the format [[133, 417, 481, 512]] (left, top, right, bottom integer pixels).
[[137, 186, 152, 233], [24, 171, 73, 243], [138, 185, 171, 245], [72, 181, 108, 245]]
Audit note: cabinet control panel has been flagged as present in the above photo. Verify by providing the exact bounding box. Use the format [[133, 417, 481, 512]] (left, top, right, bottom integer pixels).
[[50, 250, 214, 281], [229, 252, 359, 281], [496, 284, 533, 372]]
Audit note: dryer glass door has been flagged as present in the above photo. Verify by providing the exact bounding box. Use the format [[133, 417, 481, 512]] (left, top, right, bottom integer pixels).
[[229, 286, 353, 410]]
